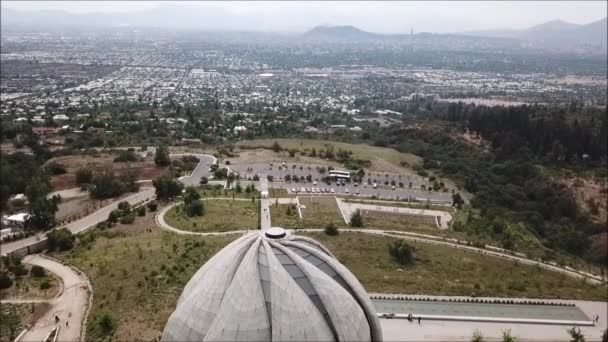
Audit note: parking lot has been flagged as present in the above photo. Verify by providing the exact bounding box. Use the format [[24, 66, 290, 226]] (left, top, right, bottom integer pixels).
[[229, 161, 454, 203], [269, 181, 452, 203]]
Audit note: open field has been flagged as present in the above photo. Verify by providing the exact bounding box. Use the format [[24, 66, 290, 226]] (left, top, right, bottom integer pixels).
[[298, 196, 344, 228], [164, 199, 259, 232], [0, 303, 50, 342], [236, 139, 422, 172], [270, 197, 345, 229], [46, 153, 169, 190], [0, 265, 60, 300], [53, 214, 237, 341], [361, 211, 439, 233], [306, 232, 608, 301], [343, 198, 454, 212]]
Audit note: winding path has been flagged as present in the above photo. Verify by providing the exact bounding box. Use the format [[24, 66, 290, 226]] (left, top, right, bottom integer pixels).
[[9, 254, 91, 342], [156, 201, 605, 285]]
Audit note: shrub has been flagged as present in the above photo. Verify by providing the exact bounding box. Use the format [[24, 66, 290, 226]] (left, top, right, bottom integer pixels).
[[185, 199, 204, 217], [39, 278, 51, 290], [117, 201, 131, 212], [388, 240, 416, 266], [46, 228, 75, 252], [75, 168, 93, 185], [324, 223, 339, 236], [119, 213, 135, 224], [147, 202, 158, 211], [30, 265, 46, 278], [137, 206, 146, 216], [95, 312, 115, 336], [113, 150, 138, 162], [45, 162, 67, 175], [0, 272, 13, 289]]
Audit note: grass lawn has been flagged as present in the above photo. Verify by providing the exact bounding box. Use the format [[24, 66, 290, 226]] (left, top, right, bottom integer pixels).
[[305, 232, 608, 301], [361, 211, 441, 234], [237, 138, 421, 171], [299, 197, 345, 228], [343, 198, 454, 212], [0, 303, 50, 342], [165, 199, 259, 232], [53, 214, 237, 341]]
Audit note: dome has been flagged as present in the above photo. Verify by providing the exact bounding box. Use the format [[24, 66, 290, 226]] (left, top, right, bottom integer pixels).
[[162, 228, 382, 342]]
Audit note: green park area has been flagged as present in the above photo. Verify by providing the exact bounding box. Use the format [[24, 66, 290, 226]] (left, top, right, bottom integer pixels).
[[271, 197, 344, 229], [164, 198, 259, 232], [307, 232, 608, 301]]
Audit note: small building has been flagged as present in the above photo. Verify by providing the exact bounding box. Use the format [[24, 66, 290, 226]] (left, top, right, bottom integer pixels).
[[3, 212, 30, 228], [32, 127, 61, 135]]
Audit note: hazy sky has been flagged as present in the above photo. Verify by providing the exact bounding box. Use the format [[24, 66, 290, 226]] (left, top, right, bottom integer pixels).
[[2, 1, 607, 33]]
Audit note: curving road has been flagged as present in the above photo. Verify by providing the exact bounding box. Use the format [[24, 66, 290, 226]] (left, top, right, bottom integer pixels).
[[1, 153, 217, 257]]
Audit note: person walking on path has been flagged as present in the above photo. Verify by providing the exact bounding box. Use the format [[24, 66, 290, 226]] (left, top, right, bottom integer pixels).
[[66, 321, 69, 328], [418, 316, 421, 324]]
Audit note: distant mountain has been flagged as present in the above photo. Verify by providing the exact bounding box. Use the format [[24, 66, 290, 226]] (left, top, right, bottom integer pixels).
[[304, 25, 382, 40], [465, 17, 607, 50]]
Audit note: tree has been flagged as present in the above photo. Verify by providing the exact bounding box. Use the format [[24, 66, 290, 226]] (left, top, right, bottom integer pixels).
[[153, 176, 183, 200], [272, 141, 282, 153], [154, 146, 171, 166], [324, 223, 339, 236], [75, 168, 93, 186], [200, 176, 209, 185], [26, 174, 58, 230], [235, 182, 243, 193], [388, 240, 416, 265], [350, 210, 364, 227], [46, 228, 75, 252], [567, 327, 585, 342], [601, 329, 607, 342], [452, 193, 464, 208]]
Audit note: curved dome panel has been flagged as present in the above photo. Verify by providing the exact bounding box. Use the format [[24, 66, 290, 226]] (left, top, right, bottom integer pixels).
[[162, 230, 383, 342]]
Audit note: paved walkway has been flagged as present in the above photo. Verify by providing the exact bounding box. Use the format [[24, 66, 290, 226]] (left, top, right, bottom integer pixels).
[[13, 255, 91, 342], [261, 198, 271, 231], [375, 293, 607, 342], [336, 198, 453, 229]]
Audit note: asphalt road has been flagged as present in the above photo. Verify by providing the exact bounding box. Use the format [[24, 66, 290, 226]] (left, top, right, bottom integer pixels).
[[1, 153, 216, 257]]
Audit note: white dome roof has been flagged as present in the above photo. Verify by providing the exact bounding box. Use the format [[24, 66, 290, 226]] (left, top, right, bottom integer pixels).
[[162, 229, 382, 341]]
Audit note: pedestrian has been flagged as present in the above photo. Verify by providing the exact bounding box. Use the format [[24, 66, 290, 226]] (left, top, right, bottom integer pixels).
[[418, 316, 421, 324], [66, 321, 69, 328], [55, 315, 60, 324], [596, 314, 600, 322]]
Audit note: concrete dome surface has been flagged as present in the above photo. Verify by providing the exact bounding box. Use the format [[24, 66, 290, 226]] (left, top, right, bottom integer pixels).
[[162, 229, 382, 341]]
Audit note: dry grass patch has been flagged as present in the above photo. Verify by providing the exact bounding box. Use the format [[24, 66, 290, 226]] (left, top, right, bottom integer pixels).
[[0, 303, 50, 342], [237, 139, 421, 172], [306, 232, 608, 301], [53, 214, 237, 341]]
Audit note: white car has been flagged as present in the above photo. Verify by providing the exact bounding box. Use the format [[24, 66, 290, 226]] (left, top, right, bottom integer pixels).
[[330, 188, 335, 193], [306, 188, 311, 193], [301, 187, 306, 192], [345, 188, 350, 194], [355, 189, 360, 194], [291, 188, 296, 193], [373, 183, 377, 189]]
